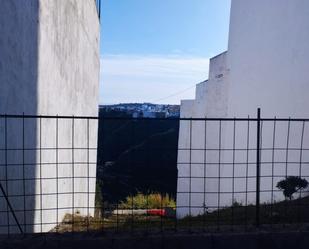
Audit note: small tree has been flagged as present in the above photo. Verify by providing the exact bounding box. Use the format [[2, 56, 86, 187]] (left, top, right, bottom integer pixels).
[[276, 176, 308, 200]]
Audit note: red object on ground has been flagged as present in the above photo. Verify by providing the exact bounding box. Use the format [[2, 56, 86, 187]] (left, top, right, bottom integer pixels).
[[146, 209, 166, 216]]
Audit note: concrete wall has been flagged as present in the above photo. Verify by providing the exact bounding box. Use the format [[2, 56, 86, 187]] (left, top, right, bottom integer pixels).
[[224, 0, 309, 210], [0, 0, 39, 234], [177, 0, 309, 218], [0, 0, 100, 233], [0, 0, 39, 115], [227, 0, 309, 118], [177, 53, 229, 218], [37, 0, 100, 116]]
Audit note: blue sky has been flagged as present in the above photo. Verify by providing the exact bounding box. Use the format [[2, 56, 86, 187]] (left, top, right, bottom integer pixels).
[[100, 0, 231, 104]]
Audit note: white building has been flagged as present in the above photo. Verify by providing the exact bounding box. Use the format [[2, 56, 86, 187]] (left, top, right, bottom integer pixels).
[[0, 0, 100, 233], [177, 0, 309, 218]]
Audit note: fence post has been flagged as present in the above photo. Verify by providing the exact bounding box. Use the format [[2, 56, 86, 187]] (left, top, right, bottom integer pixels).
[[256, 108, 261, 228]]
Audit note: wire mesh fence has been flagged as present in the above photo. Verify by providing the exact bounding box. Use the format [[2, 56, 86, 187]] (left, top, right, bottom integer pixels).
[[177, 112, 309, 232], [0, 111, 309, 237]]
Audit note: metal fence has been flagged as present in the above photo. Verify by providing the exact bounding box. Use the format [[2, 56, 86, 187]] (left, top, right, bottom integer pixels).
[[176, 109, 309, 232], [0, 111, 309, 237]]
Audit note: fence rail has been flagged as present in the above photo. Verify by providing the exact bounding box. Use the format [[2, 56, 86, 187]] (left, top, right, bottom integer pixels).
[[0, 110, 308, 238]]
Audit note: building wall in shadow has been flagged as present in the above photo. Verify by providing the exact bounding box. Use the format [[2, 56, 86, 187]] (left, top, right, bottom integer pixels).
[[0, 0, 100, 233], [0, 0, 39, 233]]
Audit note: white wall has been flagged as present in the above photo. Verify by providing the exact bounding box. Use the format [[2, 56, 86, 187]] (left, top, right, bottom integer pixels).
[[227, 0, 309, 118], [177, 0, 309, 218], [224, 0, 309, 209], [177, 53, 229, 218], [0, 0, 100, 233]]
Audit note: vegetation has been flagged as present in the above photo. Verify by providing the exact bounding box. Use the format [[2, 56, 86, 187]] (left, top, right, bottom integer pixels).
[[118, 192, 176, 209], [276, 176, 308, 200], [53, 196, 309, 233], [97, 109, 179, 204]]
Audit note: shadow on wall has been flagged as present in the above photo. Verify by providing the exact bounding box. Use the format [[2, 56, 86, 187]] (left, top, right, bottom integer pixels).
[[0, 0, 39, 234]]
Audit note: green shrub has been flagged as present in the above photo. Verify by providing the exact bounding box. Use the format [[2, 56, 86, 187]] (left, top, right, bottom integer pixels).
[[119, 192, 176, 209]]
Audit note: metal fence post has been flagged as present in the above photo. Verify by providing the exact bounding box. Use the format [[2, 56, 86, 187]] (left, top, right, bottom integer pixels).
[[256, 108, 261, 228]]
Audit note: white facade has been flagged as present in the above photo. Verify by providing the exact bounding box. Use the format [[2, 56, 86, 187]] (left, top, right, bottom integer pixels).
[[177, 0, 309, 218], [177, 52, 230, 218], [0, 0, 100, 233]]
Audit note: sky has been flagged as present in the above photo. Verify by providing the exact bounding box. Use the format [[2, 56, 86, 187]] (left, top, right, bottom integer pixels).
[[100, 0, 231, 105]]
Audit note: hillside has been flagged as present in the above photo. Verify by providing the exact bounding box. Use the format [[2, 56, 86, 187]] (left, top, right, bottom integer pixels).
[[96, 109, 179, 204]]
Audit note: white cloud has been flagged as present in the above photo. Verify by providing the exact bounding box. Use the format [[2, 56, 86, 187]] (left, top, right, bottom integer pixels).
[[99, 54, 209, 104]]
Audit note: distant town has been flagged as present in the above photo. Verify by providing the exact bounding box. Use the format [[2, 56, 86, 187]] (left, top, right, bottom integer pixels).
[[100, 103, 180, 118]]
